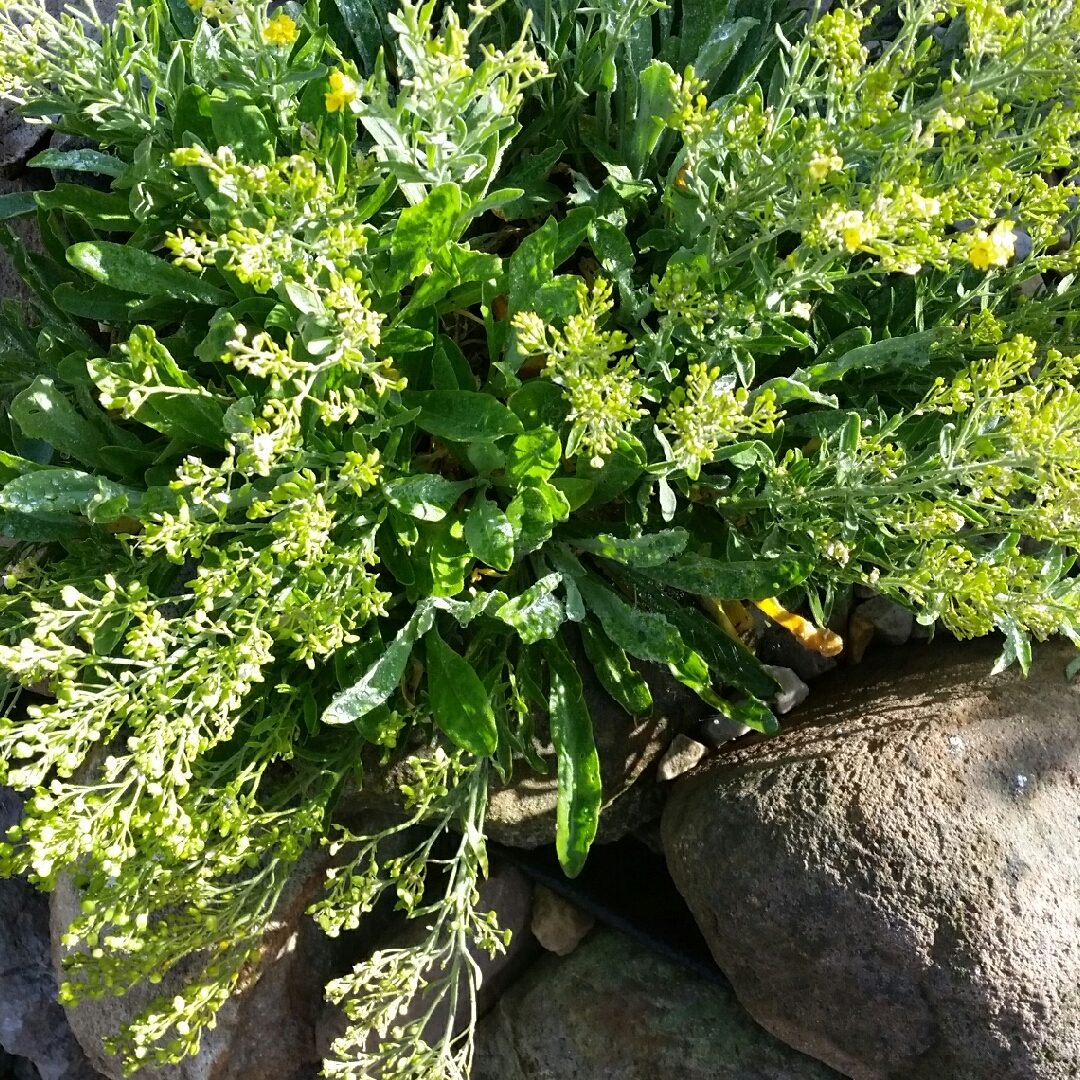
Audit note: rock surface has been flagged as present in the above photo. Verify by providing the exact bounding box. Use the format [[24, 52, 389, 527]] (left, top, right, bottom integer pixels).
[[852, 595, 914, 647], [529, 885, 594, 956], [663, 636, 1080, 1080], [0, 790, 100, 1080], [52, 846, 378, 1080], [656, 733, 707, 781], [471, 928, 845, 1080]]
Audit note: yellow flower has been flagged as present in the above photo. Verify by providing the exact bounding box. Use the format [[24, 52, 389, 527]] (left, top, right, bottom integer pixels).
[[791, 301, 812, 320], [185, 0, 204, 9], [967, 220, 1016, 271], [808, 149, 843, 183], [263, 11, 298, 46], [325, 70, 358, 114], [839, 209, 875, 253]]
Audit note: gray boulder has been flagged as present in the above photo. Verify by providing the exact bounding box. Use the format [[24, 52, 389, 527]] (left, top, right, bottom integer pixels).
[[471, 928, 845, 1080], [52, 845, 380, 1080], [0, 790, 101, 1080], [663, 636, 1080, 1080]]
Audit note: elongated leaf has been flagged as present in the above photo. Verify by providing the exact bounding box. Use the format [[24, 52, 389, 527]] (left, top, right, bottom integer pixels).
[[496, 573, 564, 644], [323, 600, 437, 724], [464, 490, 514, 571], [36, 186, 135, 231], [508, 216, 557, 317], [67, 242, 229, 304], [578, 617, 652, 717], [383, 474, 477, 521], [0, 469, 132, 518], [791, 330, 938, 389], [10, 377, 106, 468], [577, 576, 683, 664], [637, 553, 813, 599], [28, 148, 126, 176], [506, 426, 560, 483], [0, 192, 39, 221], [543, 635, 602, 878], [402, 390, 523, 442], [425, 626, 498, 756], [575, 528, 688, 567]]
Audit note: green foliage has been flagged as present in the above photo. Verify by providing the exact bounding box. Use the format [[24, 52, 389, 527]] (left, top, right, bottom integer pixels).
[[1, 0, 1080, 1076]]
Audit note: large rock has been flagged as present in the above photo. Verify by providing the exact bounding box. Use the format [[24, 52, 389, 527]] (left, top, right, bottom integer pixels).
[[486, 628, 710, 847], [471, 928, 845, 1079], [0, 790, 101, 1080], [663, 636, 1080, 1080], [52, 845, 386, 1080]]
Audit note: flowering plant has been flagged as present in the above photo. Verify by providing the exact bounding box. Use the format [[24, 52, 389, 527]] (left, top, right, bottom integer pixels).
[[1, 0, 1080, 1075]]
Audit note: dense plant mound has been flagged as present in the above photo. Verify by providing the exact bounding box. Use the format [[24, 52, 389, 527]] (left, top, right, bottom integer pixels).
[[0, 0, 1079, 1074]]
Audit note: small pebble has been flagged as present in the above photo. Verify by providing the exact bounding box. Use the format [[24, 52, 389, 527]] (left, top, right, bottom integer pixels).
[[530, 885, 594, 956], [846, 613, 875, 665], [1012, 774, 1029, 796], [699, 714, 752, 749], [853, 595, 914, 646], [948, 735, 965, 754], [657, 734, 708, 781], [762, 664, 810, 715]]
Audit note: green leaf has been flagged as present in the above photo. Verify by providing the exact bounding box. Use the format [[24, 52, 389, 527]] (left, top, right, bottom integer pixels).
[[508, 379, 568, 430], [0, 469, 132, 519], [550, 476, 593, 511], [9, 377, 106, 468], [575, 529, 688, 567], [67, 242, 229, 305], [392, 184, 462, 281], [425, 626, 498, 756], [35, 186, 135, 232], [718, 695, 779, 735], [172, 84, 216, 147], [328, 0, 390, 74], [209, 93, 276, 164], [578, 576, 684, 664], [588, 219, 637, 309], [671, 605, 779, 701], [28, 148, 125, 176], [496, 573, 564, 644], [506, 480, 568, 554], [402, 390, 523, 442], [464, 490, 514, 571], [383, 474, 478, 521], [637, 554, 813, 600], [0, 192, 39, 221], [323, 600, 437, 724], [579, 617, 652, 718], [543, 635, 602, 879], [90, 327, 225, 447], [791, 330, 938, 389], [506, 426, 561, 483], [508, 216, 557, 317]]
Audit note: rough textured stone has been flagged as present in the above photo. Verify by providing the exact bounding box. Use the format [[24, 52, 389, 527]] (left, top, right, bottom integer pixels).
[[663, 636, 1080, 1080], [698, 713, 751, 748], [852, 595, 914, 647], [485, 628, 710, 847], [529, 885, 594, 956], [763, 664, 810, 715], [471, 928, 845, 1080], [52, 845, 379, 1080], [0, 178, 44, 305], [656, 733, 708, 781], [0, 790, 100, 1080], [316, 859, 538, 1059]]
